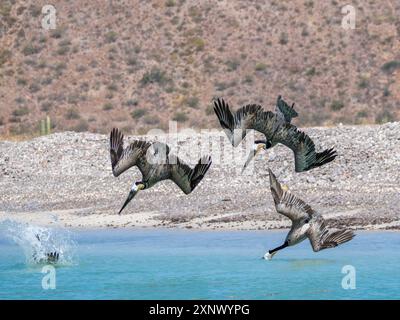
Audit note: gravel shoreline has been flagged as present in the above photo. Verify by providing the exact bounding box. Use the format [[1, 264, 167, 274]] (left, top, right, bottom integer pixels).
[[1, 122, 399, 230]]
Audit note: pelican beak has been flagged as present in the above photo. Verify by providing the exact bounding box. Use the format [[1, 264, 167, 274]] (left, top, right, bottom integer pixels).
[[263, 251, 277, 260], [242, 145, 264, 173], [118, 191, 136, 215], [118, 184, 144, 215], [241, 150, 256, 174]]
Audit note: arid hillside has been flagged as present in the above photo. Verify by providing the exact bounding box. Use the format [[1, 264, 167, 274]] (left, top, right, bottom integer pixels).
[[0, 0, 399, 137]]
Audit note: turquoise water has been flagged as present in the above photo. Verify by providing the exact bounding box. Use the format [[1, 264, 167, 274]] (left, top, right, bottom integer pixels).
[[0, 226, 399, 300]]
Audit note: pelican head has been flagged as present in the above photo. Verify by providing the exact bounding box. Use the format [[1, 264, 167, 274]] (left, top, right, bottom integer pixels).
[[263, 240, 289, 260], [241, 140, 272, 173], [118, 183, 145, 214]]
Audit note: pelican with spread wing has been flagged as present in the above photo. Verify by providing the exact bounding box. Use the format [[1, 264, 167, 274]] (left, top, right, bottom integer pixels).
[[264, 169, 355, 259], [110, 128, 212, 214], [213, 97, 337, 173]]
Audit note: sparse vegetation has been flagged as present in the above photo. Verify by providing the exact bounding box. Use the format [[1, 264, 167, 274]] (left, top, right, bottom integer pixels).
[[255, 63, 267, 72], [0, 49, 11, 66], [22, 44, 40, 56], [102, 103, 113, 111], [125, 99, 138, 107], [331, 100, 345, 111], [165, 0, 176, 7], [12, 107, 30, 117], [71, 119, 89, 132], [381, 60, 400, 74], [65, 108, 81, 120], [131, 108, 147, 119], [375, 110, 395, 124], [105, 31, 118, 43], [279, 32, 288, 45], [187, 37, 205, 52], [184, 96, 200, 108], [140, 68, 172, 87], [173, 112, 188, 122], [225, 59, 240, 72]]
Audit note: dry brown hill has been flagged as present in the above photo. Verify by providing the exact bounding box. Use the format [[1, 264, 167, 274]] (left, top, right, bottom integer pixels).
[[1, 0, 399, 137]]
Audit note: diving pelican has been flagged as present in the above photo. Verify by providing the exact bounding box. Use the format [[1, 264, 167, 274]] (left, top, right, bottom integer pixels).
[[110, 128, 212, 214], [264, 169, 355, 259], [213, 97, 337, 173], [33, 234, 59, 264]]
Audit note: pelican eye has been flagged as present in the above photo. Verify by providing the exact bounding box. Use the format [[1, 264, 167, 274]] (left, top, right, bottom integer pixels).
[[304, 219, 309, 223]]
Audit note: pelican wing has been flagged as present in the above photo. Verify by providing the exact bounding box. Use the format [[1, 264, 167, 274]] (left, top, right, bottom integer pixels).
[[269, 169, 315, 222], [213, 98, 263, 146], [307, 215, 355, 252], [269, 123, 337, 172], [110, 128, 151, 177], [169, 155, 212, 194]]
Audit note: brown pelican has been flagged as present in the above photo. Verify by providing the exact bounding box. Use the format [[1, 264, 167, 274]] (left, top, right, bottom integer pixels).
[[213, 97, 337, 173], [264, 169, 355, 259], [33, 234, 59, 264], [110, 128, 212, 214]]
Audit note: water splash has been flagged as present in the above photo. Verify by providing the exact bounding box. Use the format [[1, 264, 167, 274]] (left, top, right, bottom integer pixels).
[[0, 219, 77, 266]]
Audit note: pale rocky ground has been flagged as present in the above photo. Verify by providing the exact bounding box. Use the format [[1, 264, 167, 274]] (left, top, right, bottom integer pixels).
[[0, 122, 399, 230]]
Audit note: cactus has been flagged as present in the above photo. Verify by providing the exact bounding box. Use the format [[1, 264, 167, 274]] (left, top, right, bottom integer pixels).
[[46, 116, 51, 135], [39, 116, 51, 135]]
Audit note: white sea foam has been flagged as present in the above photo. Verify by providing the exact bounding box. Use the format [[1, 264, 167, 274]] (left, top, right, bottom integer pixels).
[[0, 219, 77, 266]]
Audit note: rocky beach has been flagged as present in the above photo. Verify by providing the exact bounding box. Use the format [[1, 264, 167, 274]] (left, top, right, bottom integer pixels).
[[0, 122, 399, 230]]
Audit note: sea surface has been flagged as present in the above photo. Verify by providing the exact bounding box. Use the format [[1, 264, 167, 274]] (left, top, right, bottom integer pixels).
[[0, 221, 399, 300]]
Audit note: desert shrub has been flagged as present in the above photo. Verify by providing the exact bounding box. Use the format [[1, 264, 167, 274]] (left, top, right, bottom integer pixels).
[[76, 65, 87, 73], [143, 115, 160, 125], [12, 107, 30, 117], [50, 28, 64, 39], [0, 117, 4, 126], [54, 62, 67, 72], [214, 80, 237, 91], [41, 77, 53, 85], [125, 99, 138, 107], [15, 97, 25, 104], [225, 59, 240, 71], [65, 108, 81, 120], [375, 110, 395, 124], [131, 108, 147, 119], [184, 96, 199, 108], [105, 31, 118, 43], [243, 75, 253, 84], [41, 102, 52, 112], [126, 56, 137, 66], [29, 4, 41, 17], [330, 100, 344, 111], [205, 105, 214, 116], [305, 67, 316, 76], [72, 119, 89, 132], [356, 110, 368, 119], [381, 60, 400, 74], [383, 87, 390, 97], [102, 103, 113, 111], [166, 0, 176, 7], [28, 83, 40, 93], [107, 83, 118, 91], [279, 32, 288, 45], [0, 49, 11, 66], [57, 46, 69, 55], [173, 112, 188, 122], [255, 62, 267, 72], [188, 6, 202, 23], [140, 68, 171, 87], [16, 78, 27, 86], [22, 44, 40, 56], [188, 37, 205, 51], [358, 77, 369, 89]]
